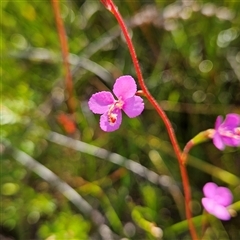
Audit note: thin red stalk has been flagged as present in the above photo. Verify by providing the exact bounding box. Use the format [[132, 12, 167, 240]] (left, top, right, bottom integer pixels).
[[103, 1, 198, 239], [182, 129, 214, 164], [182, 140, 194, 164], [179, 164, 198, 239], [51, 0, 75, 114], [106, 0, 181, 160]]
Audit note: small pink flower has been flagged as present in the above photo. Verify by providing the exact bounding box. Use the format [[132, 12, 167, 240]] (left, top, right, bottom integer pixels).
[[88, 75, 144, 132], [213, 114, 240, 150], [202, 182, 233, 220]]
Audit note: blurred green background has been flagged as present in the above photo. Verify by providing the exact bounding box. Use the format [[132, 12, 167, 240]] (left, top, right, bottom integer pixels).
[[1, 0, 240, 239]]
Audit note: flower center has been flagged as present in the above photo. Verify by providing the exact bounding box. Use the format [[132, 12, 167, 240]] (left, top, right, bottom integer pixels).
[[107, 99, 124, 125], [219, 127, 240, 140], [234, 127, 240, 136], [108, 113, 117, 125]]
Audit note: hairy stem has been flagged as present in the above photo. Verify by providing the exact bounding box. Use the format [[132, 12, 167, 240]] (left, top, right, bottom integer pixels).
[[101, 0, 198, 239]]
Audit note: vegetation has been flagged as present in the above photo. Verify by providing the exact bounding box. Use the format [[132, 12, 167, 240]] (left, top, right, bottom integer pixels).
[[2, 0, 240, 239]]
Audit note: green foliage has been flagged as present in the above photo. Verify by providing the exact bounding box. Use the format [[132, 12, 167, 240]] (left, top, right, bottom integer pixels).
[[37, 213, 90, 239], [1, 0, 240, 239]]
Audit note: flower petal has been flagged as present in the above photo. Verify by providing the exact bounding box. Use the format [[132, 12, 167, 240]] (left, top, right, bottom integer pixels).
[[212, 204, 231, 221], [123, 96, 144, 118], [88, 91, 114, 114], [203, 182, 217, 198], [222, 114, 240, 129], [202, 198, 216, 215], [215, 187, 233, 206], [113, 75, 137, 100], [100, 110, 122, 132], [215, 116, 223, 130], [202, 198, 231, 220], [213, 132, 225, 150], [222, 135, 240, 148]]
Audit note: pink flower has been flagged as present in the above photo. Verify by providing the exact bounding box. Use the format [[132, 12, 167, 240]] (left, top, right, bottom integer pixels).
[[213, 114, 240, 150], [202, 182, 233, 221], [88, 75, 144, 132]]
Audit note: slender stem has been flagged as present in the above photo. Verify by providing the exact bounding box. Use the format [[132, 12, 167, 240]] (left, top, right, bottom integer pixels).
[[182, 140, 194, 164], [179, 164, 198, 239], [182, 129, 215, 164], [201, 210, 209, 238], [101, 1, 198, 239], [105, 0, 182, 160], [51, 0, 75, 115]]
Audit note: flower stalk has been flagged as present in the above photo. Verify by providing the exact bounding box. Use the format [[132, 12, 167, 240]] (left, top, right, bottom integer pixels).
[[51, 0, 76, 116], [100, 0, 198, 239]]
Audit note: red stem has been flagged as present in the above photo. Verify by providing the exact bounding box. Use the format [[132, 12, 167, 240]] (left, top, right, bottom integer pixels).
[[182, 140, 194, 164], [51, 0, 75, 115], [102, 1, 198, 239]]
